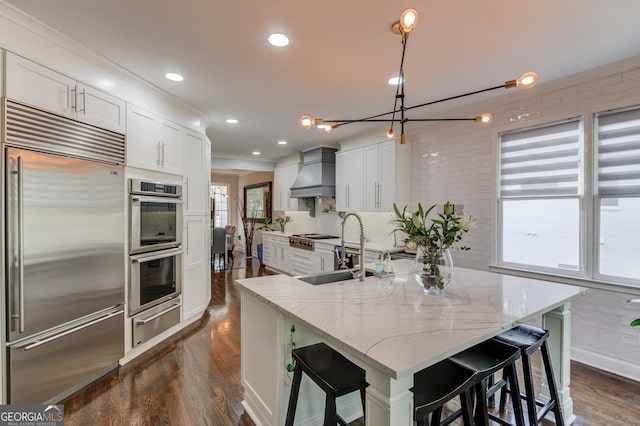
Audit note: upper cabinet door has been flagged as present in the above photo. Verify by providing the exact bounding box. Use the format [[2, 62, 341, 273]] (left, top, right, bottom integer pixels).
[[274, 163, 301, 211], [76, 83, 125, 133], [377, 140, 397, 211], [335, 148, 364, 212], [5, 53, 126, 133], [182, 130, 206, 215], [5, 52, 75, 118], [126, 105, 158, 170], [158, 119, 182, 175], [363, 144, 381, 211]]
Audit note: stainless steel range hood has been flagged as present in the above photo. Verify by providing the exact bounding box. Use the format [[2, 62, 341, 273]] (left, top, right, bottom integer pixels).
[[290, 147, 337, 198]]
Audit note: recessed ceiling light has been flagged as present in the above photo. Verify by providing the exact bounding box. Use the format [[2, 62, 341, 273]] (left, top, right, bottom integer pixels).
[[165, 72, 184, 82], [388, 76, 401, 85], [252, 151, 261, 155], [268, 33, 290, 47], [277, 140, 287, 145], [226, 119, 238, 124]]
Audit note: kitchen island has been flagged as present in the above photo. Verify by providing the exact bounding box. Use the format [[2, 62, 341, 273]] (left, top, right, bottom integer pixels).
[[235, 260, 587, 425]]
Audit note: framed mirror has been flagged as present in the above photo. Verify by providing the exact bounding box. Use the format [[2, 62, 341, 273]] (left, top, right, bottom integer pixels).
[[244, 181, 272, 222]]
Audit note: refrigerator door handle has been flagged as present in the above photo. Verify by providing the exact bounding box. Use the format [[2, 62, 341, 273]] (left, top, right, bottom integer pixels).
[[8, 156, 26, 333], [18, 156, 25, 333], [21, 308, 124, 351]]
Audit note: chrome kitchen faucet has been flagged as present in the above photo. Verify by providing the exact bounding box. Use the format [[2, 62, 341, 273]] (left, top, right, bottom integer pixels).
[[339, 212, 366, 282]]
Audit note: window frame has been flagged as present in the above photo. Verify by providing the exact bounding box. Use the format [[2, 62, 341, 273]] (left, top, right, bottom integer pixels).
[[497, 118, 586, 277], [495, 105, 640, 290], [210, 184, 229, 228]]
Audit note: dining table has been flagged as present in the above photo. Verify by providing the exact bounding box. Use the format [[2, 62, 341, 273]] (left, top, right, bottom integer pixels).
[[234, 259, 587, 426]]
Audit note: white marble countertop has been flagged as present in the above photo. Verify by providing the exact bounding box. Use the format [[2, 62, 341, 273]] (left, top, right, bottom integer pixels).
[[235, 260, 587, 379]]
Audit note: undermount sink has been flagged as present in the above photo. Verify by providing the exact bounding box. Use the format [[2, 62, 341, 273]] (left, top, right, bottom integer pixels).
[[296, 269, 373, 285]]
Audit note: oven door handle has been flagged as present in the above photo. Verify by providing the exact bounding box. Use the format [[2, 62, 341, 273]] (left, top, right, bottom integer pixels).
[[131, 248, 184, 263], [135, 302, 181, 325], [131, 195, 183, 204]]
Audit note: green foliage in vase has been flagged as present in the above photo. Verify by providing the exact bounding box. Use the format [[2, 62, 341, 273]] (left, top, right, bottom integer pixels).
[[393, 202, 475, 289], [392, 201, 475, 253]]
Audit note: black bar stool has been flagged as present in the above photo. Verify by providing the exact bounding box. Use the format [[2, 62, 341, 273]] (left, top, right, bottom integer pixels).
[[493, 324, 564, 426], [285, 342, 368, 426], [410, 358, 476, 426], [450, 339, 526, 426]]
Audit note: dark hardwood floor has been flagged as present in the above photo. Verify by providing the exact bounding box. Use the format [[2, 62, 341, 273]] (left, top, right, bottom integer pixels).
[[61, 257, 640, 425]]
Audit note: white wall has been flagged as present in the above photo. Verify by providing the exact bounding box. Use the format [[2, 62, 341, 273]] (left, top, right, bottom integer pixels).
[[406, 56, 640, 380]]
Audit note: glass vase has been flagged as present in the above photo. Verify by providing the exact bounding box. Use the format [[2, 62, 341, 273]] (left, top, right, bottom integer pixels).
[[280, 223, 285, 233], [412, 247, 453, 295]]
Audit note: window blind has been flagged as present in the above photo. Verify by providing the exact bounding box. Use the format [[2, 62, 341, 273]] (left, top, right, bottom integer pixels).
[[499, 119, 582, 197], [596, 107, 640, 196]]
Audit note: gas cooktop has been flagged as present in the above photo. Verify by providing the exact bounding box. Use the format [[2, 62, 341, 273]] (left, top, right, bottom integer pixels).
[[289, 234, 339, 251], [291, 234, 339, 240]]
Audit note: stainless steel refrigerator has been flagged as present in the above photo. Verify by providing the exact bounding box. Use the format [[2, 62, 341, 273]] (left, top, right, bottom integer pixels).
[[3, 99, 126, 403]]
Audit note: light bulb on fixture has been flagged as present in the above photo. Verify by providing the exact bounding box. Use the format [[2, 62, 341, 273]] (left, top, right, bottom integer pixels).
[[299, 115, 316, 129], [517, 72, 538, 88], [505, 71, 539, 89], [400, 9, 419, 33], [386, 128, 395, 139], [476, 113, 493, 124]]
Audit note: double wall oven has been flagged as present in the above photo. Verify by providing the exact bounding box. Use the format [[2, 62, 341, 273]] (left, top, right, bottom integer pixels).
[[128, 179, 183, 347]]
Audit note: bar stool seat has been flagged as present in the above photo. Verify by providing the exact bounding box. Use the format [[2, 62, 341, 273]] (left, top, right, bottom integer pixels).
[[493, 324, 564, 426], [450, 339, 526, 426], [285, 342, 368, 426], [411, 358, 476, 426]]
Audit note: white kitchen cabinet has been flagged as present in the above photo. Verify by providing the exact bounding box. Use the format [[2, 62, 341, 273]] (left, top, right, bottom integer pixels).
[[262, 234, 275, 270], [313, 243, 336, 274], [262, 237, 273, 266], [290, 248, 314, 276], [263, 234, 291, 274], [158, 119, 182, 175], [274, 163, 301, 211], [335, 148, 364, 212], [182, 215, 210, 320], [126, 104, 182, 175], [5, 52, 125, 133], [182, 130, 207, 215], [364, 140, 406, 211], [274, 237, 291, 274]]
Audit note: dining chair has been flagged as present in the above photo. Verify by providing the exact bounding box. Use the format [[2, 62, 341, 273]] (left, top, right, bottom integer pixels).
[[212, 227, 226, 270]]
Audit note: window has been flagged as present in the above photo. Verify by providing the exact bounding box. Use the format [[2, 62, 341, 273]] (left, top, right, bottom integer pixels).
[[595, 107, 640, 282], [498, 119, 584, 274], [498, 106, 640, 288], [211, 184, 229, 228]]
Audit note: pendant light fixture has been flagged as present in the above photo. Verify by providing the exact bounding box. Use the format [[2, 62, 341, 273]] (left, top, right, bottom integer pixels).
[[299, 8, 538, 144]]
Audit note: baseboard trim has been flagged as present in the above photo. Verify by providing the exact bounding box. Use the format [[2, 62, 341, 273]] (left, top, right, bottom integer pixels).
[[241, 400, 264, 426], [572, 347, 640, 382]]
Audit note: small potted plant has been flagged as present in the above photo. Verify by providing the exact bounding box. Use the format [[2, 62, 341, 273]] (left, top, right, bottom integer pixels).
[[274, 215, 293, 233]]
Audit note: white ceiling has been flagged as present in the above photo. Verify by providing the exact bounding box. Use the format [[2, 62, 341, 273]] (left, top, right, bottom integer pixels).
[[6, 0, 640, 169]]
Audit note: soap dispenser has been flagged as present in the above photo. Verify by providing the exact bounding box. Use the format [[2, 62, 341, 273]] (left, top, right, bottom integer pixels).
[[384, 251, 393, 274], [375, 253, 384, 275]]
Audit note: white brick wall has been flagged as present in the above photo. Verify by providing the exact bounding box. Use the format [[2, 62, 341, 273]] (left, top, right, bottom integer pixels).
[[408, 57, 640, 380]]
